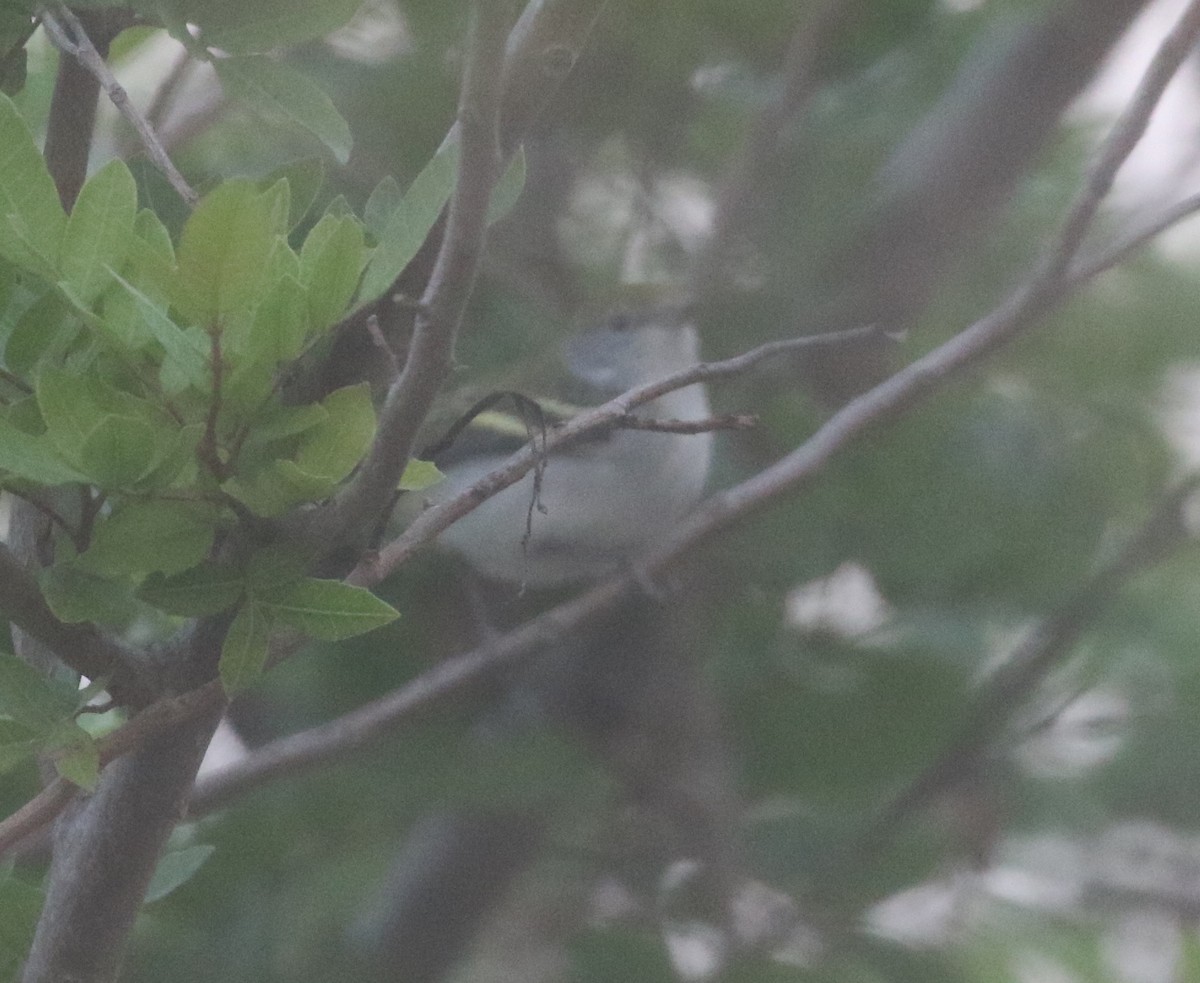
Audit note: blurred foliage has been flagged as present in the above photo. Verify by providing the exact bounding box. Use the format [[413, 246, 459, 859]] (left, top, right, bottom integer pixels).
[[4, 0, 1200, 981]]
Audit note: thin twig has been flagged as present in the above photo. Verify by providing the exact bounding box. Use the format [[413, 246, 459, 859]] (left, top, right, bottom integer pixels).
[[360, 325, 880, 581], [611, 413, 757, 434], [0, 778, 76, 856], [1036, 0, 1200, 285], [39, 4, 199, 207], [1069, 190, 1200, 284]]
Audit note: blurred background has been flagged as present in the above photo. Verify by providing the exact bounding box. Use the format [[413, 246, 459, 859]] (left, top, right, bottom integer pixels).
[[10, 0, 1200, 980]]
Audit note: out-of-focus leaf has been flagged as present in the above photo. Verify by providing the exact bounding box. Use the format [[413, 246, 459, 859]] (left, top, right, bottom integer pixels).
[[216, 56, 352, 165], [53, 729, 99, 791], [257, 158, 325, 231], [145, 844, 217, 903], [41, 561, 142, 627]]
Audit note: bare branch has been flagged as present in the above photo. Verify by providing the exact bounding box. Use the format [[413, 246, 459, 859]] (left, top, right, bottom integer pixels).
[[39, 4, 198, 208], [1035, 0, 1200, 285], [41, 7, 131, 210], [499, 0, 610, 151]]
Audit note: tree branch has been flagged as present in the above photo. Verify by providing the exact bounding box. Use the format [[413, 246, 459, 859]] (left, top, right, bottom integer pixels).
[[39, 4, 198, 207], [313, 1, 511, 542], [185, 5, 1200, 813]]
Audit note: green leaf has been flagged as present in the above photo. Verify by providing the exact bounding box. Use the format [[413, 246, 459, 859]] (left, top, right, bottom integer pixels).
[[299, 213, 365, 329], [80, 500, 219, 576], [223, 458, 337, 517], [79, 414, 163, 487], [488, 146, 527, 225], [0, 416, 87, 485], [178, 0, 364, 53], [139, 562, 245, 617], [0, 651, 78, 731], [107, 270, 210, 392], [258, 178, 292, 238], [0, 718, 40, 775], [257, 158, 324, 231], [296, 382, 374, 480], [246, 402, 327, 444], [230, 272, 308, 365], [244, 541, 312, 591], [145, 844, 216, 903], [0, 92, 65, 273], [219, 601, 271, 693], [36, 366, 99, 465], [133, 206, 175, 263], [0, 870, 43, 979], [363, 174, 402, 240], [215, 56, 352, 164], [357, 144, 457, 304], [399, 457, 443, 492], [59, 159, 138, 305], [41, 561, 142, 626], [176, 179, 274, 324], [53, 730, 99, 791], [5, 288, 79, 375], [257, 577, 398, 641], [35, 368, 174, 482]]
